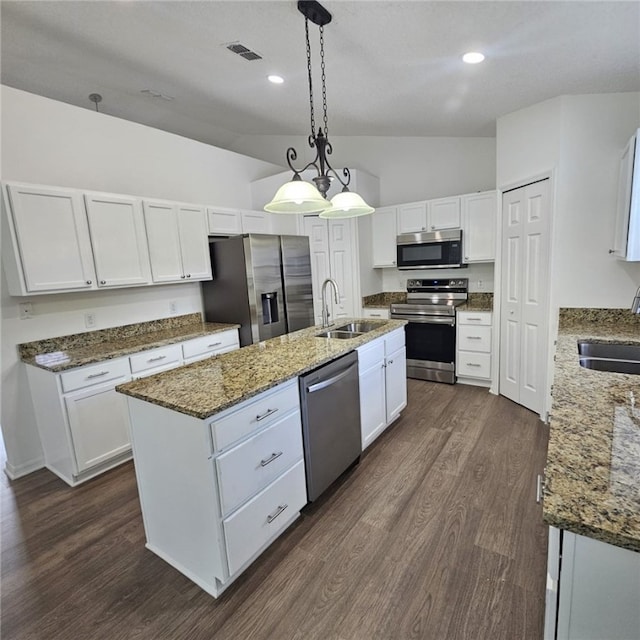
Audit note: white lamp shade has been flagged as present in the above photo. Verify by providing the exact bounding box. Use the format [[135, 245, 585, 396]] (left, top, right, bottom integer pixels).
[[264, 180, 329, 214], [319, 190, 375, 219]]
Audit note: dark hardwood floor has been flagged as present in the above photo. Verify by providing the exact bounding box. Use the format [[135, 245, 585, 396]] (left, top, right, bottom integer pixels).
[[1, 380, 549, 640]]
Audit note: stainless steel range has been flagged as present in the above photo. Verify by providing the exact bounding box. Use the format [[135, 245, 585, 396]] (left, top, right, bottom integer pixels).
[[390, 278, 468, 384]]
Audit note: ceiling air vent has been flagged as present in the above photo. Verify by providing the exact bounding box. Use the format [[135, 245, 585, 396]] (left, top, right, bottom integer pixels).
[[226, 42, 263, 61]]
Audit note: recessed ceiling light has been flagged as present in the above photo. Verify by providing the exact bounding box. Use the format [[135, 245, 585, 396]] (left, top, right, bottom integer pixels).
[[462, 52, 485, 64], [268, 75, 284, 84]]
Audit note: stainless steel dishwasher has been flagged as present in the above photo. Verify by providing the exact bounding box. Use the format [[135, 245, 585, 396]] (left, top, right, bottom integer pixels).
[[299, 351, 362, 502]]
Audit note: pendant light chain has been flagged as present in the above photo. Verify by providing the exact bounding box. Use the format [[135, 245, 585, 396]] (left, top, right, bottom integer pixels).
[[305, 17, 316, 137], [319, 24, 328, 137]]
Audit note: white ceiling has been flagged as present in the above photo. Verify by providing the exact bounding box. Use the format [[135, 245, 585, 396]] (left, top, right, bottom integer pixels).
[[2, 0, 639, 151]]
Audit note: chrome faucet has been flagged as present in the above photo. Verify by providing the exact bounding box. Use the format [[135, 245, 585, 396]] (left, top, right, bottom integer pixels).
[[321, 278, 340, 328], [632, 286, 640, 314]]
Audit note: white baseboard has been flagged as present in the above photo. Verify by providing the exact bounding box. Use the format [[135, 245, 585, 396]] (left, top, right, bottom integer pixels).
[[4, 457, 45, 480]]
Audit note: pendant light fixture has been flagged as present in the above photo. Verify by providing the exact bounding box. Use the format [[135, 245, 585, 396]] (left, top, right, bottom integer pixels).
[[264, 1, 374, 219]]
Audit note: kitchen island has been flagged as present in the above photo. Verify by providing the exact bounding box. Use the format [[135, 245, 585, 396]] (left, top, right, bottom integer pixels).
[[542, 309, 640, 640], [116, 319, 407, 597]]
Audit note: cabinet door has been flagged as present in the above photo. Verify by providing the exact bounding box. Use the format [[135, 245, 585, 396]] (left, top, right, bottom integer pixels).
[[143, 200, 183, 283], [64, 380, 132, 473], [6, 184, 96, 292], [328, 219, 356, 320], [462, 191, 497, 262], [84, 193, 151, 287], [612, 133, 636, 259], [177, 205, 212, 280], [207, 207, 242, 235], [429, 196, 460, 230], [385, 346, 407, 423], [398, 202, 428, 233], [372, 206, 398, 267], [241, 210, 271, 234], [359, 361, 387, 450]]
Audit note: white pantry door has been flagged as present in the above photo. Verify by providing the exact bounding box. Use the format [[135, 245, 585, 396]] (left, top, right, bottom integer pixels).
[[303, 215, 330, 324], [499, 179, 551, 415]]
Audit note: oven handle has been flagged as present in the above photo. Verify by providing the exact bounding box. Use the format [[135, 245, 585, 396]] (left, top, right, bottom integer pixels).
[[390, 314, 455, 326]]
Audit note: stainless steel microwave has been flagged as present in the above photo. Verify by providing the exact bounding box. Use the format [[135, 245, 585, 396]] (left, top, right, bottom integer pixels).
[[396, 229, 465, 270]]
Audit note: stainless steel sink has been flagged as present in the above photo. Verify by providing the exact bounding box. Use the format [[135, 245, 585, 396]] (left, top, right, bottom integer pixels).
[[316, 330, 362, 340], [577, 341, 640, 360], [577, 341, 640, 374], [334, 322, 379, 334]]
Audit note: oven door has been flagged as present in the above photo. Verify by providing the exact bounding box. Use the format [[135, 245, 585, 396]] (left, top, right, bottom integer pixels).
[[391, 313, 456, 382], [396, 231, 463, 270]]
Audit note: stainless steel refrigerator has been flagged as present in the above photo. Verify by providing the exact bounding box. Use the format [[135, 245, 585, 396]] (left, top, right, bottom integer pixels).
[[202, 234, 315, 346]]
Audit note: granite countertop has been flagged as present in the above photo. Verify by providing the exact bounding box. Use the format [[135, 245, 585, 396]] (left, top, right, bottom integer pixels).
[[543, 309, 640, 552], [116, 319, 407, 420], [460, 293, 494, 312], [19, 313, 240, 372]]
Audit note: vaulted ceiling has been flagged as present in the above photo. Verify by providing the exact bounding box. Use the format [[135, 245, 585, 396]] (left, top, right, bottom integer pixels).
[[2, 1, 639, 151]]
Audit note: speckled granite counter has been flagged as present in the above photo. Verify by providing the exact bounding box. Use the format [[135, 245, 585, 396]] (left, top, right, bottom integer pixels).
[[19, 313, 240, 372], [543, 309, 640, 552], [461, 292, 494, 312], [116, 319, 407, 420], [362, 292, 406, 308]]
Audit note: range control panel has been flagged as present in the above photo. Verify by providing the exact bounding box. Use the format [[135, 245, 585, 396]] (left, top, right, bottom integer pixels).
[[407, 278, 468, 290]]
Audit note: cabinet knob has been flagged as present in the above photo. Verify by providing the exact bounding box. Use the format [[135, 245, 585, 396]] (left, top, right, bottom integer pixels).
[[608, 249, 615, 254], [186, 273, 191, 278], [86, 280, 92, 285], [431, 225, 435, 230], [100, 280, 106, 285], [181, 275, 186, 279]]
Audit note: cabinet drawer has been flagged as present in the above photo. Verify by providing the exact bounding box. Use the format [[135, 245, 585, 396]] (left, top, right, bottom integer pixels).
[[458, 311, 492, 326], [129, 344, 182, 374], [385, 328, 406, 355], [457, 352, 491, 378], [223, 460, 307, 576], [211, 380, 299, 451], [357, 337, 385, 372], [458, 326, 491, 353], [181, 330, 238, 360], [216, 410, 303, 516], [362, 308, 390, 320], [60, 358, 130, 393]]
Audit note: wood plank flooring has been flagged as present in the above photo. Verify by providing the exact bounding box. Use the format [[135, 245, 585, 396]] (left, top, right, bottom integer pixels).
[[1, 380, 549, 640]]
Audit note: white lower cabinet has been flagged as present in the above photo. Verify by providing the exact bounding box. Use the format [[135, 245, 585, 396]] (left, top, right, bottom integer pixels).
[[126, 378, 307, 597], [25, 329, 239, 486], [545, 527, 640, 640], [456, 310, 493, 386], [357, 328, 407, 450]]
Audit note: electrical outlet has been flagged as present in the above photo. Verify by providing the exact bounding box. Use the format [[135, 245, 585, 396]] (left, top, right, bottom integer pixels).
[[85, 312, 96, 328], [169, 300, 178, 315], [19, 302, 33, 320], [477, 279, 484, 290]]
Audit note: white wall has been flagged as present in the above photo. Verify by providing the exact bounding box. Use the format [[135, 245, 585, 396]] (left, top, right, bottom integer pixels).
[[233, 135, 496, 205], [0, 86, 281, 476], [497, 92, 640, 308]]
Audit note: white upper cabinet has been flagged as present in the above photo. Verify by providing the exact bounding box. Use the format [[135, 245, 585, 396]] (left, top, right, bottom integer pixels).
[[461, 191, 497, 263], [398, 197, 460, 234], [84, 192, 151, 288], [429, 196, 461, 230], [372, 206, 398, 267], [398, 201, 428, 233], [3, 183, 97, 295], [144, 200, 211, 283], [241, 210, 271, 234], [207, 207, 242, 236]]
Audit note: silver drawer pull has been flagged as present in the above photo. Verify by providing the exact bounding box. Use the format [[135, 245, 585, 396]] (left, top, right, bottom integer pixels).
[[467, 317, 482, 321], [369, 313, 381, 317], [148, 355, 167, 362], [208, 341, 222, 348], [536, 474, 544, 503], [266, 504, 288, 524], [86, 370, 109, 379], [467, 336, 482, 340], [260, 451, 283, 467], [466, 362, 481, 367], [256, 407, 278, 422]]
